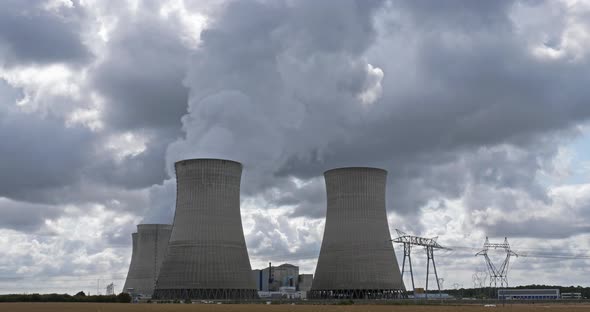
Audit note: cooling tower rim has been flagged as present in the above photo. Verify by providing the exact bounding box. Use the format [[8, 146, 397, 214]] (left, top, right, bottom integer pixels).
[[324, 166, 387, 175], [174, 158, 242, 167]]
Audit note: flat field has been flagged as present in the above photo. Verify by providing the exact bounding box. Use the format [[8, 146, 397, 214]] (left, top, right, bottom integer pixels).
[[2, 303, 590, 312]]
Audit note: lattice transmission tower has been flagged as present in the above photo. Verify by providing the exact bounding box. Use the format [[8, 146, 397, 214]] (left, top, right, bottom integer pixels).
[[475, 237, 518, 288], [392, 229, 451, 299]]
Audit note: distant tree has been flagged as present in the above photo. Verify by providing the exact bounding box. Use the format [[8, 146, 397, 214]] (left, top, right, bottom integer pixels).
[[116, 292, 132, 303], [75, 291, 86, 297]]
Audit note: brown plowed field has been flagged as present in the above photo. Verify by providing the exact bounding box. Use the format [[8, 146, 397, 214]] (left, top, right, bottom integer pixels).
[[2, 303, 590, 312]]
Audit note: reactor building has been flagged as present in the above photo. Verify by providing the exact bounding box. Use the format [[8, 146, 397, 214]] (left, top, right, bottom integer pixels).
[[123, 224, 172, 297], [310, 167, 405, 299], [153, 159, 258, 300]]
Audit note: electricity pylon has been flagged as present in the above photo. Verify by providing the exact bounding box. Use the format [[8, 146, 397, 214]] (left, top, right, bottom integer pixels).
[[392, 229, 451, 299], [476, 237, 518, 288]]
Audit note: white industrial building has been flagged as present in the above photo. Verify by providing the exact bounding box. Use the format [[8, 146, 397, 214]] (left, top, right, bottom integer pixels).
[[497, 289, 559, 300]]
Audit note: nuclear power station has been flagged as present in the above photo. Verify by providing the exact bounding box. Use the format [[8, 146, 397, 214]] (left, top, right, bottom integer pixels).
[[310, 167, 405, 299], [153, 159, 257, 300], [123, 224, 172, 297], [122, 162, 417, 301]]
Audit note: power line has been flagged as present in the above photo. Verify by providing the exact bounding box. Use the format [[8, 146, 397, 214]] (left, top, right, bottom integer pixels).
[[518, 254, 590, 260], [444, 244, 590, 260]]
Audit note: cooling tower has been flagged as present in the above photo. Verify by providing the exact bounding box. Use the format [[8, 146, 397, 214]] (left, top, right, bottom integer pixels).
[[130, 224, 172, 297], [310, 167, 405, 299], [153, 159, 257, 300], [122, 232, 139, 293]]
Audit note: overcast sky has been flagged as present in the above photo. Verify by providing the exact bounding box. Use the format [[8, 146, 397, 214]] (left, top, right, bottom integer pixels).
[[1, 0, 590, 295]]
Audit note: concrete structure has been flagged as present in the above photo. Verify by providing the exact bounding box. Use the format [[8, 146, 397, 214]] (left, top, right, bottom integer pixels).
[[498, 289, 560, 300], [252, 269, 263, 291], [153, 159, 257, 300], [298, 274, 313, 292], [129, 224, 172, 297], [253, 263, 299, 291], [298, 274, 313, 299], [310, 167, 405, 299], [273, 264, 298, 289], [123, 232, 139, 294]]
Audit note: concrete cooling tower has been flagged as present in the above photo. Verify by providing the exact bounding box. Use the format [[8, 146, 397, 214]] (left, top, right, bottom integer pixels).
[[310, 167, 405, 299], [153, 159, 257, 300], [125, 224, 172, 297], [122, 232, 138, 293]]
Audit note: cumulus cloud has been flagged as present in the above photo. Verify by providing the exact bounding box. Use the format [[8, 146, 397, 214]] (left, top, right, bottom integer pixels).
[[0, 205, 137, 294], [0, 0, 194, 293]]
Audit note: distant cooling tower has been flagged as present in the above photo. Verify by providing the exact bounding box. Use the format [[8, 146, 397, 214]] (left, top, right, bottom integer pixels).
[[122, 232, 138, 293], [127, 224, 172, 297], [310, 167, 405, 299], [153, 159, 257, 300]]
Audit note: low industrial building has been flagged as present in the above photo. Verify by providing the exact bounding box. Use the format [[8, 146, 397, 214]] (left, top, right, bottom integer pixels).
[[497, 289, 559, 300], [252, 264, 313, 298], [561, 292, 582, 299], [410, 293, 453, 299]]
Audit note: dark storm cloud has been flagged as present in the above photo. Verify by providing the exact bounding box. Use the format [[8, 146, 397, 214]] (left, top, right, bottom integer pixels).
[[395, 0, 514, 30], [0, 0, 91, 66], [8, 0, 192, 213], [373, 0, 590, 142], [0, 111, 93, 201], [91, 4, 189, 132], [0, 86, 150, 229], [82, 1, 196, 193], [279, 0, 590, 217], [280, 178, 326, 219], [0, 0, 192, 213], [165, 0, 590, 250], [0, 3, 197, 275], [89, 133, 171, 189], [0, 198, 61, 232]]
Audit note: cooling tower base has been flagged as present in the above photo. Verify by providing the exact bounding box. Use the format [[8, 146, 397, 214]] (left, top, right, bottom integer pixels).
[[152, 288, 259, 300], [308, 289, 404, 300]]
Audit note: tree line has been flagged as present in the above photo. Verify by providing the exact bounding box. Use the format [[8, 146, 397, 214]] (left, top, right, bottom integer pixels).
[[0, 291, 131, 303]]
